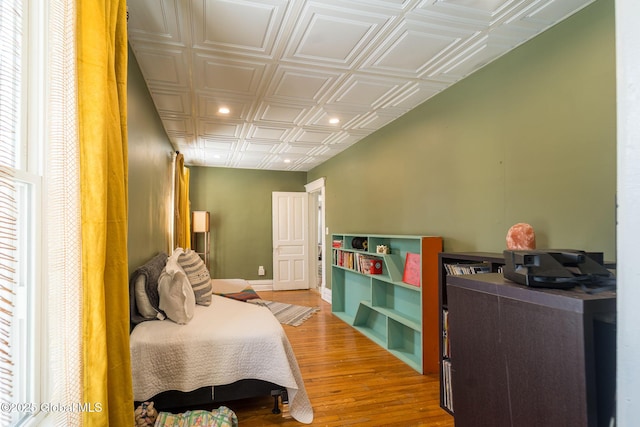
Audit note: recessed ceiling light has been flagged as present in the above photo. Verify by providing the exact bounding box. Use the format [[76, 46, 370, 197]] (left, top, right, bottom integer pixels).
[[329, 117, 340, 124], [284, 159, 291, 163], [218, 107, 230, 114]]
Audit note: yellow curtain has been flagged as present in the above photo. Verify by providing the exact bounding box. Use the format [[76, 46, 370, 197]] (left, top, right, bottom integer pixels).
[[183, 166, 191, 248], [77, 1, 133, 425], [174, 153, 191, 249]]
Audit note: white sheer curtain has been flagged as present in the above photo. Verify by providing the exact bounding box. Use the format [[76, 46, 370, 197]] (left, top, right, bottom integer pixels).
[[0, 1, 20, 425], [0, 169, 16, 427], [1, 1, 83, 425], [47, 0, 83, 425]]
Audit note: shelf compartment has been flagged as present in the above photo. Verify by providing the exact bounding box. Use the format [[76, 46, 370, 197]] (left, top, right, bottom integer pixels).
[[369, 236, 420, 257], [381, 254, 404, 283], [341, 235, 369, 251], [371, 278, 421, 327], [353, 304, 387, 346], [331, 267, 371, 323], [359, 300, 420, 331], [437, 252, 506, 415], [342, 270, 371, 320], [388, 318, 421, 369], [331, 267, 347, 313]]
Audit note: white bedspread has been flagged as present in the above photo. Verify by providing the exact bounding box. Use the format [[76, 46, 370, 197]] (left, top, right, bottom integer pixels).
[[130, 294, 313, 424]]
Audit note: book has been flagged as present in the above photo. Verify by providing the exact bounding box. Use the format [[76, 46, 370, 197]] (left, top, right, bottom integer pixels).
[[333, 250, 382, 275], [403, 252, 421, 287], [358, 254, 383, 274], [367, 258, 383, 275], [443, 359, 453, 412], [444, 262, 491, 275], [443, 309, 450, 358]]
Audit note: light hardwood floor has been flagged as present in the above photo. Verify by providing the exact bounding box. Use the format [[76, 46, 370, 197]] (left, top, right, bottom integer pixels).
[[223, 289, 455, 427]]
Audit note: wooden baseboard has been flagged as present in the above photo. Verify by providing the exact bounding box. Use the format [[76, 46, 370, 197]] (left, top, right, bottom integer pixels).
[[248, 280, 273, 291]]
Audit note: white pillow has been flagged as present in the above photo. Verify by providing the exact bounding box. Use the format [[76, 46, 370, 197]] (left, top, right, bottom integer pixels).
[[166, 248, 185, 275], [134, 275, 158, 319], [158, 269, 196, 324]]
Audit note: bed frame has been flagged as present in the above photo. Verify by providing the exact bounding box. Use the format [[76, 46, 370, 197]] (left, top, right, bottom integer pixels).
[[137, 379, 288, 414]]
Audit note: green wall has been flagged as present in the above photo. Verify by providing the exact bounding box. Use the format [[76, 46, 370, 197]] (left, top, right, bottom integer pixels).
[[127, 46, 175, 275], [189, 167, 307, 279], [308, 0, 616, 288], [126, 44, 308, 281], [127, 0, 615, 287]]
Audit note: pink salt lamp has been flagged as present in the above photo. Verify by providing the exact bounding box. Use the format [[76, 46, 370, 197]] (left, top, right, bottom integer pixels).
[[506, 223, 536, 250]]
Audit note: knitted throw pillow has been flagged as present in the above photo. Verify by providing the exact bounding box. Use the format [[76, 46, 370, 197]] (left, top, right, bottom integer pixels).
[[177, 249, 212, 306]]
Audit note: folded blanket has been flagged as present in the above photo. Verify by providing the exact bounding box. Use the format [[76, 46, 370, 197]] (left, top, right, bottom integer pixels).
[[155, 407, 237, 427], [210, 279, 260, 302]]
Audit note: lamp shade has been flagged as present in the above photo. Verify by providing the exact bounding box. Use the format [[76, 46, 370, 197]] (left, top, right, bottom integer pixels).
[[192, 211, 210, 232]]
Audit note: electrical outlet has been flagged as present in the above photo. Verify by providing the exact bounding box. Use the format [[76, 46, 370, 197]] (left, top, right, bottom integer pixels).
[[258, 265, 265, 276]]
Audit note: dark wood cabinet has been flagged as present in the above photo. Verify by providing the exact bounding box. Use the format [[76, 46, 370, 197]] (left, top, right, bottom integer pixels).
[[438, 252, 505, 413], [446, 273, 616, 427]]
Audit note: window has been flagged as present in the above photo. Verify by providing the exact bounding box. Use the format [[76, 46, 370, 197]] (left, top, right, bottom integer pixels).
[[1, 0, 47, 425], [10, 179, 41, 427]]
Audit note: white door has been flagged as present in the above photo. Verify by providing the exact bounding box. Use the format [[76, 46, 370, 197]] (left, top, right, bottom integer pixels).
[[272, 192, 309, 290]]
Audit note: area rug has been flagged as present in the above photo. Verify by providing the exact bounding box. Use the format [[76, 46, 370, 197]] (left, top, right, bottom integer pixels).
[[251, 300, 319, 326]]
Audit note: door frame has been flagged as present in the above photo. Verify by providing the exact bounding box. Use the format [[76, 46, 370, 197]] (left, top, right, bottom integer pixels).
[[305, 177, 330, 303]]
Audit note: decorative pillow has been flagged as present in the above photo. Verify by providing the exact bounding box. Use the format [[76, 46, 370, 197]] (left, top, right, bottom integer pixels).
[[178, 249, 212, 306], [134, 275, 158, 319], [158, 269, 196, 324], [165, 247, 185, 275], [130, 252, 168, 326]]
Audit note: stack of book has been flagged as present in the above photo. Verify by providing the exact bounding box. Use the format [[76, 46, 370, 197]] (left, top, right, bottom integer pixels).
[[443, 262, 491, 275], [332, 249, 382, 275], [440, 261, 493, 413]]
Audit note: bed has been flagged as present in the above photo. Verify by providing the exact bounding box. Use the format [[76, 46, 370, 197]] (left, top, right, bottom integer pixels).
[[129, 251, 314, 424]]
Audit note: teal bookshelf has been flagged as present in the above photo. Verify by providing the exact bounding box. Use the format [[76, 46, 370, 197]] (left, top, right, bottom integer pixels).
[[331, 233, 443, 374]]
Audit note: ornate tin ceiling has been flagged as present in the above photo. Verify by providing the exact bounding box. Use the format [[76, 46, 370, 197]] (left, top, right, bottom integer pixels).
[[127, 0, 594, 171]]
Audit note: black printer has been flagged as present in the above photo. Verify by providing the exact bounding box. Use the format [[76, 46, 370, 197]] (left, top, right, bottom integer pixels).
[[503, 249, 614, 289]]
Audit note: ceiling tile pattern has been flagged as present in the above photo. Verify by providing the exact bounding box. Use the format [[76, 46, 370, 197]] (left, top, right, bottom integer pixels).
[[127, 0, 594, 171]]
